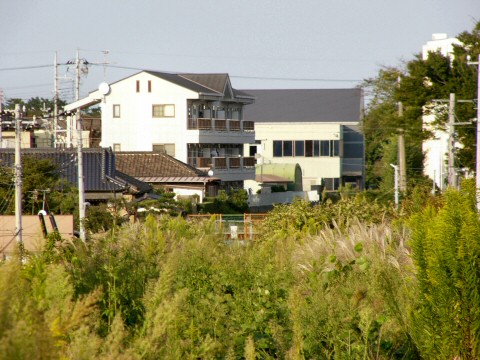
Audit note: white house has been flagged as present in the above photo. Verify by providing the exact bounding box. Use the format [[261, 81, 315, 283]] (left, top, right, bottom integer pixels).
[[421, 33, 462, 190], [242, 89, 364, 191], [67, 71, 256, 190]]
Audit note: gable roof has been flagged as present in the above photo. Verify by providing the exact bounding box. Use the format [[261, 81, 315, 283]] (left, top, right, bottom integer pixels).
[[114, 152, 218, 184], [242, 88, 363, 123], [127, 71, 254, 102]]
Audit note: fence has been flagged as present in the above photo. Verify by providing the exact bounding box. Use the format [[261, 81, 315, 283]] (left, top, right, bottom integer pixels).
[[186, 213, 268, 240]]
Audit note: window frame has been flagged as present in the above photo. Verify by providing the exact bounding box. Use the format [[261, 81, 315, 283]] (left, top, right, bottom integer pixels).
[[152, 104, 175, 118], [113, 104, 121, 118]]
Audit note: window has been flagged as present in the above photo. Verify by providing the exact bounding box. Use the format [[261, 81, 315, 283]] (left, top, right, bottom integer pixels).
[[152, 104, 175, 118], [283, 141, 293, 156], [113, 104, 120, 118], [148, 80, 152, 92], [136, 80, 140, 93], [305, 140, 313, 157], [153, 144, 175, 156], [320, 140, 330, 156], [332, 140, 340, 157], [314, 140, 320, 156], [113, 143, 121, 152], [295, 141, 304, 156], [273, 141, 282, 157]]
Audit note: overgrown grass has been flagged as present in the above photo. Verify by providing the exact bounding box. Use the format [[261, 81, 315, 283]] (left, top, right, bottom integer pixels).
[[1, 184, 479, 358]]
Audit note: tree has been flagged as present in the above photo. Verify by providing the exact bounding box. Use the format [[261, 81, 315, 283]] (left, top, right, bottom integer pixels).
[[362, 22, 480, 190], [0, 156, 77, 215], [409, 179, 480, 358]]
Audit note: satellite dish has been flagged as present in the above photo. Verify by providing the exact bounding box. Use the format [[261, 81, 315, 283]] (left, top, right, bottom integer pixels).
[[207, 170, 214, 177], [98, 82, 110, 95]]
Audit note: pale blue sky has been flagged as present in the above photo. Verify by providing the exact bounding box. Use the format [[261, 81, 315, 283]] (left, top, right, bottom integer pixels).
[[1, 0, 478, 101]]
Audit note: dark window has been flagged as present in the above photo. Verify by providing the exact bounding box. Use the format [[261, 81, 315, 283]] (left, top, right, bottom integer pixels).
[[283, 141, 293, 156], [305, 140, 313, 157], [295, 141, 304, 156], [314, 140, 320, 156], [273, 141, 282, 157], [136, 80, 140, 93], [332, 140, 340, 157], [320, 140, 330, 156], [148, 80, 152, 92], [249, 145, 257, 157]]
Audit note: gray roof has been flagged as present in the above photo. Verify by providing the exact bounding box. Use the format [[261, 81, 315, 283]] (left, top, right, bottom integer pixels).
[[140, 71, 254, 102], [0, 148, 151, 195], [242, 88, 363, 123]]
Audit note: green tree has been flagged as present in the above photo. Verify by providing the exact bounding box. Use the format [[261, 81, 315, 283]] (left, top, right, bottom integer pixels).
[[409, 179, 480, 358], [362, 22, 480, 191], [0, 156, 77, 215]]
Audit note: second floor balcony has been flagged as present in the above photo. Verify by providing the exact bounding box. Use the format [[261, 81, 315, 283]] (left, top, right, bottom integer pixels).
[[187, 118, 254, 133], [188, 156, 256, 171]]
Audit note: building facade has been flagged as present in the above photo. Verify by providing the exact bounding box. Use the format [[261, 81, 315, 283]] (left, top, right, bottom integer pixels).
[[243, 89, 365, 191], [89, 71, 256, 190]]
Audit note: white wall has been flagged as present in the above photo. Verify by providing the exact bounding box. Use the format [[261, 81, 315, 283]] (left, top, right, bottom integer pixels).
[[100, 72, 199, 162], [255, 122, 343, 189]]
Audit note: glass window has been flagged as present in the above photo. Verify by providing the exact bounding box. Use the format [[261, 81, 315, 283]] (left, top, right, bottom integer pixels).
[[153, 143, 175, 156], [273, 141, 282, 157], [136, 80, 140, 93], [283, 141, 293, 156], [331, 140, 340, 157], [152, 104, 175, 118], [305, 140, 313, 157], [148, 80, 152, 92], [113, 143, 121, 152], [295, 140, 304, 156], [113, 104, 120, 118], [314, 140, 320, 156], [320, 140, 330, 156]]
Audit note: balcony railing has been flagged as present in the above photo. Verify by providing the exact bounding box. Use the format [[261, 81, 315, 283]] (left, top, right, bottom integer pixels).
[[243, 121, 254, 131], [187, 118, 253, 133], [229, 120, 240, 131], [188, 156, 256, 171]]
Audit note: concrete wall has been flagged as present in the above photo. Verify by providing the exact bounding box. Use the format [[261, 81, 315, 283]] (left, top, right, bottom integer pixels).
[[0, 215, 74, 257], [247, 190, 319, 208]]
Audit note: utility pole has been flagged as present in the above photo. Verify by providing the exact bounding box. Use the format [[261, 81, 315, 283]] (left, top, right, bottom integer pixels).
[[448, 93, 457, 188], [397, 77, 407, 193], [0, 89, 3, 146], [75, 49, 87, 242], [468, 55, 480, 211], [14, 104, 23, 248], [390, 164, 399, 209], [53, 52, 59, 148]]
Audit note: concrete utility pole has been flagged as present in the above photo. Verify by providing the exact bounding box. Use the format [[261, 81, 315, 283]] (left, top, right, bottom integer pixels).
[[467, 55, 480, 211], [397, 77, 407, 193], [390, 163, 399, 209], [53, 52, 59, 148], [448, 93, 457, 188], [75, 49, 87, 242], [14, 104, 23, 247]]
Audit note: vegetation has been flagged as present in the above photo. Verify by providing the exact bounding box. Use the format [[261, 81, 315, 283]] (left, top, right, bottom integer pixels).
[[0, 156, 77, 216], [1, 179, 479, 358], [362, 22, 480, 191]]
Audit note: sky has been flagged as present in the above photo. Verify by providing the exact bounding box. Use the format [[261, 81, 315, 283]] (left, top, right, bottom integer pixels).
[[0, 0, 478, 103]]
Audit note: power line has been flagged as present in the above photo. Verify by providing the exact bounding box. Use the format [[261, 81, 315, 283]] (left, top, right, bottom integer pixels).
[[0, 64, 52, 71]]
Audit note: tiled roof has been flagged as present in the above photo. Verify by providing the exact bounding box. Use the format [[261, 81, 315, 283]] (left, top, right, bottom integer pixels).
[[115, 152, 208, 180], [0, 148, 148, 194]]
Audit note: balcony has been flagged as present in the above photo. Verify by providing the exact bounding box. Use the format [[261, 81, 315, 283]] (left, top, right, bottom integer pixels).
[[188, 156, 256, 171], [187, 118, 253, 133]]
